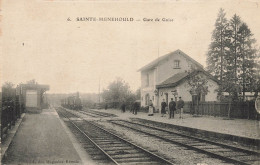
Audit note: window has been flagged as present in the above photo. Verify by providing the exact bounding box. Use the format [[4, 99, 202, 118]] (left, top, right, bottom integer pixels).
[[146, 74, 149, 87], [174, 60, 180, 68]]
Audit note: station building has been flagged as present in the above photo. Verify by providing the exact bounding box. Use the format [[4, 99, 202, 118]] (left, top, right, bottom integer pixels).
[[138, 49, 219, 112]]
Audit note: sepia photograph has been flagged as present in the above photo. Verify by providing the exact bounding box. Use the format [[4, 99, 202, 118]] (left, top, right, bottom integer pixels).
[[1, 0, 260, 164]]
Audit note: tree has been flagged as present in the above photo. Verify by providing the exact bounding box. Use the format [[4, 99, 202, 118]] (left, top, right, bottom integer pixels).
[[2, 82, 14, 89], [207, 10, 260, 101], [26, 79, 37, 84], [227, 14, 242, 88], [251, 52, 260, 98], [207, 8, 229, 87], [102, 77, 133, 108], [135, 88, 141, 100], [237, 23, 258, 100], [2, 82, 16, 106]]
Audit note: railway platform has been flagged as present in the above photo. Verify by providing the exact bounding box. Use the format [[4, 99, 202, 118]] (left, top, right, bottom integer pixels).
[[95, 108, 260, 147], [1, 108, 94, 165]]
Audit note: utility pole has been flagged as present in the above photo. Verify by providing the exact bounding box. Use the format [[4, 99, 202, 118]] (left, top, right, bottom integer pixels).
[[98, 77, 100, 104], [156, 45, 160, 111]]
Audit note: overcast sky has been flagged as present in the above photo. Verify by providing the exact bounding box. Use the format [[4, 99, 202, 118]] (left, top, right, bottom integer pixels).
[[1, 0, 260, 93]]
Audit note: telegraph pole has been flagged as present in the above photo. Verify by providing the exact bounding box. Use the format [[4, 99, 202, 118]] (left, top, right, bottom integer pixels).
[[98, 77, 100, 104]]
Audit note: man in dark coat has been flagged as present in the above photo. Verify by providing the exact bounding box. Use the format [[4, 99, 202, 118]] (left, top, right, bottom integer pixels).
[[121, 101, 126, 113], [161, 99, 167, 117], [133, 101, 139, 115], [177, 97, 184, 119], [168, 98, 176, 119]]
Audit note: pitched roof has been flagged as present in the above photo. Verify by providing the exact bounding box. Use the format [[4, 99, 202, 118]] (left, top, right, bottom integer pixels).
[[138, 49, 204, 72], [156, 70, 219, 88]]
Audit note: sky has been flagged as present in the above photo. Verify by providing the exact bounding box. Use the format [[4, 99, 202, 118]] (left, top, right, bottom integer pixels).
[[1, 0, 260, 93]]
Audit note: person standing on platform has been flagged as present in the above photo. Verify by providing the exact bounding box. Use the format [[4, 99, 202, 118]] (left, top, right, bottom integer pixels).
[[148, 100, 154, 116], [161, 99, 167, 117], [169, 98, 176, 119], [121, 101, 126, 113], [177, 97, 184, 119], [133, 101, 139, 115]]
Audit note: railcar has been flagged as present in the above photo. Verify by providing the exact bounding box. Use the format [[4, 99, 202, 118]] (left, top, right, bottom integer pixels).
[[61, 94, 82, 110]]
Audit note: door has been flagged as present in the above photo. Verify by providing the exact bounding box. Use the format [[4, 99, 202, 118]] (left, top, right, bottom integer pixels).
[[26, 90, 37, 107], [145, 94, 150, 106], [165, 93, 168, 106]]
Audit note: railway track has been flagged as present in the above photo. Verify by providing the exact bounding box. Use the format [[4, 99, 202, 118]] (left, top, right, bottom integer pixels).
[[110, 120, 260, 165], [80, 109, 118, 118], [56, 107, 174, 165]]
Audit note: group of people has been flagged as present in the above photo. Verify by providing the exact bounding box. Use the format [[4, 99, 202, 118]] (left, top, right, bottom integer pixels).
[[121, 101, 139, 115], [120, 96, 184, 119], [163, 97, 184, 119], [149, 97, 184, 119]]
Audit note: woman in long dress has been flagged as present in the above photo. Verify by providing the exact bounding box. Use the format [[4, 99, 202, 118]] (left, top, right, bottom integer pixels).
[[148, 100, 154, 116]]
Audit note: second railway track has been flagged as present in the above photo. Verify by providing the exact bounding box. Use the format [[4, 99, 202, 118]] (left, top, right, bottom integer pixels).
[[80, 109, 118, 118], [109, 120, 260, 165]]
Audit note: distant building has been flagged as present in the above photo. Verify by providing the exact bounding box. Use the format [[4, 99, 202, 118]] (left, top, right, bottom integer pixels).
[[138, 49, 219, 112], [17, 83, 49, 112]]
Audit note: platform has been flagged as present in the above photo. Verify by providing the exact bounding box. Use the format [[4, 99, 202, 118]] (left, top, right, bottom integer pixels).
[[95, 108, 260, 147], [1, 108, 94, 165]]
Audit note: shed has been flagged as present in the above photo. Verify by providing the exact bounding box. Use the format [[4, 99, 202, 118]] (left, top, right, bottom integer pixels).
[[17, 84, 50, 112]]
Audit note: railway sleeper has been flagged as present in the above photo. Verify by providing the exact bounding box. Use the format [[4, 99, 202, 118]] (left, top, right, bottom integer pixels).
[[115, 157, 153, 163], [93, 139, 119, 142], [193, 144, 221, 149], [102, 146, 134, 150], [102, 146, 134, 151], [189, 143, 209, 146], [180, 140, 202, 144], [234, 155, 260, 161], [106, 149, 140, 155], [83, 145, 98, 150], [168, 137, 186, 140], [96, 141, 123, 145], [97, 144, 129, 148], [210, 149, 236, 153], [112, 153, 147, 159], [241, 159, 260, 164]]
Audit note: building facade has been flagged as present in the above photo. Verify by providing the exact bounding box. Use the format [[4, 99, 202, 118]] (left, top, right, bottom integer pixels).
[[138, 49, 219, 112]]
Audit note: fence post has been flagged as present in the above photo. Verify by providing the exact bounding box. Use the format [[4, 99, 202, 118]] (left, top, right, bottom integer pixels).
[[247, 101, 250, 120], [8, 106, 11, 129], [218, 103, 222, 117], [213, 102, 216, 117]]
